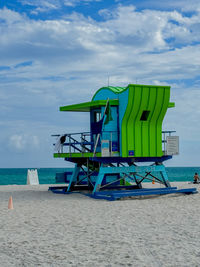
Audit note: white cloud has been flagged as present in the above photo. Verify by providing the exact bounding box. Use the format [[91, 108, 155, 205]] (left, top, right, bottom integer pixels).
[[64, 0, 101, 7], [0, 6, 200, 67], [20, 0, 61, 14], [0, 6, 200, 95], [1, 5, 200, 70], [0, 5, 199, 105], [19, 0, 200, 13], [8, 134, 40, 151], [9, 135, 27, 150], [0, 7, 24, 24], [134, 0, 200, 13], [20, 0, 102, 12], [1, 5, 200, 166]]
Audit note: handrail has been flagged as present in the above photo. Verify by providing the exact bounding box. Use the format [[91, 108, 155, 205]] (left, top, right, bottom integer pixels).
[[54, 130, 176, 157], [162, 130, 176, 133], [52, 131, 118, 137], [51, 132, 91, 137], [53, 130, 119, 155]]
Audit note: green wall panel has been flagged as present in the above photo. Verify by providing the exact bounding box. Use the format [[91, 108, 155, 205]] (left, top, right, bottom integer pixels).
[[121, 85, 170, 157]]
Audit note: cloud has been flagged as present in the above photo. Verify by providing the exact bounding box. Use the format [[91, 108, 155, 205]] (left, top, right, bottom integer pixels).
[[64, 0, 101, 7], [1, 5, 200, 69], [9, 135, 26, 150], [133, 0, 200, 13], [19, 0, 200, 13], [8, 134, 40, 151], [1, 5, 200, 92], [0, 5, 200, 111], [20, 0, 61, 14], [19, 0, 102, 13], [0, 5, 200, 166], [0, 7, 23, 24]]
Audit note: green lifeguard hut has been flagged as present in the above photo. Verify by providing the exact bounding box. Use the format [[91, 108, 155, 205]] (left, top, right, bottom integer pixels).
[[50, 84, 197, 200]]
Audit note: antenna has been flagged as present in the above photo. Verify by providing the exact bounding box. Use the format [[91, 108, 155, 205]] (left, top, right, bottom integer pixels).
[[108, 75, 110, 86]]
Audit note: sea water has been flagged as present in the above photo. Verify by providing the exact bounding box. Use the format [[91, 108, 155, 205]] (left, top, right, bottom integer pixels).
[[0, 168, 66, 185], [0, 167, 200, 185]]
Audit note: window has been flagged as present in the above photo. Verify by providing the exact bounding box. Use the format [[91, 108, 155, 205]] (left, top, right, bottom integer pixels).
[[94, 111, 101, 122], [140, 110, 150, 121]]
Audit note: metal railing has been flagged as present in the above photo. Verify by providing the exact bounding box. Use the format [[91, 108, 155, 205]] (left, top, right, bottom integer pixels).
[[52, 131, 119, 157], [53, 130, 175, 157], [52, 132, 93, 155]]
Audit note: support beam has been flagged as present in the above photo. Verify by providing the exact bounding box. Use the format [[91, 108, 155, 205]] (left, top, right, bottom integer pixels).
[[92, 163, 171, 194], [67, 163, 81, 192], [160, 169, 171, 187], [92, 165, 105, 193]]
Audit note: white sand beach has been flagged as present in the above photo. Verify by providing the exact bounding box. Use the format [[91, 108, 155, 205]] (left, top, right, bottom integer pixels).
[[0, 182, 200, 267]]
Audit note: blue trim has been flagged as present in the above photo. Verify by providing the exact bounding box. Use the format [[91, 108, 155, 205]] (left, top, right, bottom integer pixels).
[[92, 188, 198, 201], [95, 187, 178, 195], [49, 186, 198, 201], [117, 105, 120, 153], [65, 156, 172, 164]]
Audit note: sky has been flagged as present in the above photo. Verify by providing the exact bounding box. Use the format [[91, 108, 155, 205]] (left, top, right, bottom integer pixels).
[[0, 0, 200, 167]]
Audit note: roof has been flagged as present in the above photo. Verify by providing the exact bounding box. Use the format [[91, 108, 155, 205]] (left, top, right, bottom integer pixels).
[[92, 84, 171, 100], [92, 86, 127, 100], [60, 99, 119, 112], [98, 86, 127, 93]]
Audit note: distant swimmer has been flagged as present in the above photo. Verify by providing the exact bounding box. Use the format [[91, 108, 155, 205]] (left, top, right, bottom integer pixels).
[[193, 173, 199, 184]]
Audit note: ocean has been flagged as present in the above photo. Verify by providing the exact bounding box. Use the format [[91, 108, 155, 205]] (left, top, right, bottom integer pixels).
[[0, 167, 200, 185]]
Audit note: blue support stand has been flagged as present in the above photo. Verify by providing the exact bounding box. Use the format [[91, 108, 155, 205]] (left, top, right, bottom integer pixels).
[[92, 166, 104, 193], [49, 161, 198, 200], [91, 163, 171, 193], [67, 163, 81, 192], [160, 169, 171, 187]]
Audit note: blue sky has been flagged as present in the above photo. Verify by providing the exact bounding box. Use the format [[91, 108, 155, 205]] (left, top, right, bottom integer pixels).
[[0, 0, 200, 167]]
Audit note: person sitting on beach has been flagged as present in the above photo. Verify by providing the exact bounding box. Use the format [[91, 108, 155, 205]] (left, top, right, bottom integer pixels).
[[193, 173, 199, 184]]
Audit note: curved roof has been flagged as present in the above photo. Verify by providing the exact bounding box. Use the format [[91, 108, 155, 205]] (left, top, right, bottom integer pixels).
[[99, 86, 127, 93], [92, 84, 171, 101], [92, 86, 127, 100], [92, 84, 172, 101]]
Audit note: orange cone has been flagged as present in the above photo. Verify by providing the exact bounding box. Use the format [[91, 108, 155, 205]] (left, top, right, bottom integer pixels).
[[8, 196, 14, 210], [152, 178, 155, 184]]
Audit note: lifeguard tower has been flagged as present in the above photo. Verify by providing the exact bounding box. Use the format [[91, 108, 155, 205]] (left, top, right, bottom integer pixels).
[[49, 84, 197, 200]]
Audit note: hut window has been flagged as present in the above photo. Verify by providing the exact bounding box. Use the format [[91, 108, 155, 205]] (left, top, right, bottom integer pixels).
[[94, 111, 101, 122], [140, 110, 150, 121]]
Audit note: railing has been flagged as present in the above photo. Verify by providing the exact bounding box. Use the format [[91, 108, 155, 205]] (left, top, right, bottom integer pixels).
[[53, 130, 177, 157], [52, 132, 93, 155], [52, 131, 119, 157]]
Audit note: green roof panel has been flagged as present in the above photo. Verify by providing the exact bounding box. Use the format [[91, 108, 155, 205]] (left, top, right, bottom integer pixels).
[[92, 84, 171, 101], [168, 102, 175, 108], [60, 99, 119, 112]]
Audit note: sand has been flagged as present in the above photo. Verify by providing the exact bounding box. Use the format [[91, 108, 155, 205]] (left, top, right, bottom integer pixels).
[[0, 182, 200, 267]]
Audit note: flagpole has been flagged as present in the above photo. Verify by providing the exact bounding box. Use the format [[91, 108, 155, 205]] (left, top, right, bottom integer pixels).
[[93, 98, 109, 157]]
